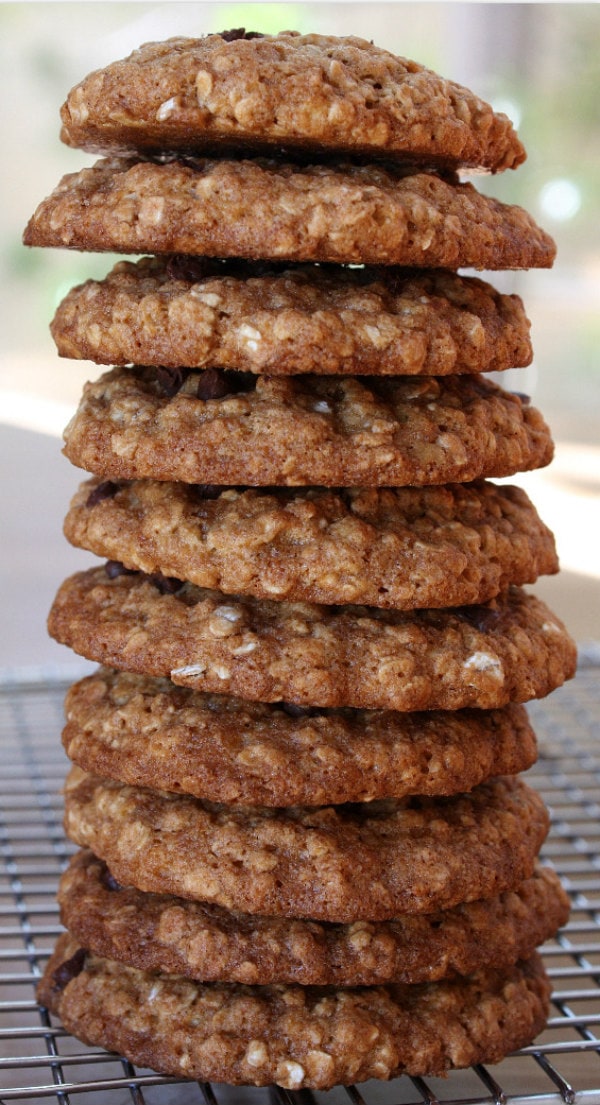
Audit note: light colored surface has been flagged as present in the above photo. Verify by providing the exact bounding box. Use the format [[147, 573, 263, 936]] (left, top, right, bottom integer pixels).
[[0, 423, 96, 680]]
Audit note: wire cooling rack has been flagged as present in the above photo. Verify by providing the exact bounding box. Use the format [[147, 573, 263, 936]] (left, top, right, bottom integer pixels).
[[0, 664, 600, 1105]]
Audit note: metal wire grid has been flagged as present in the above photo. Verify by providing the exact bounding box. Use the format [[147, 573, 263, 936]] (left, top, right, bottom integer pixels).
[[0, 667, 599, 1105]]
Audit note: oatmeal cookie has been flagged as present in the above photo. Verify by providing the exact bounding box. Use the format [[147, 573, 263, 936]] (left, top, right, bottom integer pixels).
[[62, 668, 537, 806], [64, 479, 558, 609], [59, 851, 569, 987], [51, 258, 532, 375], [61, 368, 554, 488], [48, 567, 577, 711], [63, 769, 549, 921], [38, 935, 550, 1088], [23, 157, 556, 269], [59, 32, 525, 172]]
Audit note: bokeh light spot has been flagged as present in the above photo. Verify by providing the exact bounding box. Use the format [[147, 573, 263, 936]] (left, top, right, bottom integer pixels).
[[539, 178, 582, 221], [491, 97, 522, 130]]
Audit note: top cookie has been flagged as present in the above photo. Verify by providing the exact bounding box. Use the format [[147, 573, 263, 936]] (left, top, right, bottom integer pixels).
[[59, 32, 525, 173]]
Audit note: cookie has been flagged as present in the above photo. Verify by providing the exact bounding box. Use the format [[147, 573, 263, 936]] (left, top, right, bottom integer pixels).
[[23, 157, 556, 269], [61, 368, 553, 488], [51, 258, 533, 376], [62, 668, 538, 806], [64, 479, 558, 610], [39, 934, 550, 1088], [59, 851, 569, 987], [48, 568, 577, 711], [63, 769, 549, 921], [59, 32, 525, 173]]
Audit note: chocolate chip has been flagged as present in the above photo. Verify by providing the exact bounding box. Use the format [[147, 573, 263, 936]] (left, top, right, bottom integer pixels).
[[192, 484, 225, 501], [86, 481, 120, 508], [105, 560, 137, 579], [166, 255, 289, 282], [458, 604, 503, 633], [218, 28, 265, 42], [336, 488, 357, 509], [435, 166, 461, 186], [196, 368, 256, 401], [105, 564, 183, 594], [149, 572, 185, 595], [51, 948, 87, 993], [196, 367, 234, 401], [100, 866, 123, 892], [280, 702, 320, 719], [511, 391, 531, 405], [166, 255, 219, 283], [235, 259, 287, 279], [155, 366, 188, 397]]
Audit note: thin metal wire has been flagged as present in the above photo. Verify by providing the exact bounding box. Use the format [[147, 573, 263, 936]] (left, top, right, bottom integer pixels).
[[0, 671, 599, 1104]]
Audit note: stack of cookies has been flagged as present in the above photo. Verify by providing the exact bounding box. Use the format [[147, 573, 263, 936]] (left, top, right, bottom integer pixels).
[[25, 32, 577, 1090]]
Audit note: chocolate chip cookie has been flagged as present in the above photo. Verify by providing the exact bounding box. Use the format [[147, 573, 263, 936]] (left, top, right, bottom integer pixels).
[[64, 479, 558, 609], [62, 668, 538, 806], [63, 769, 549, 920], [48, 567, 577, 711], [23, 157, 556, 269], [51, 258, 533, 375], [61, 368, 554, 487], [59, 850, 569, 986], [59, 32, 526, 172]]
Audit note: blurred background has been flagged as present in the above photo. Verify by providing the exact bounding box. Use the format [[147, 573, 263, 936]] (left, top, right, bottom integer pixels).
[[0, 2, 598, 678]]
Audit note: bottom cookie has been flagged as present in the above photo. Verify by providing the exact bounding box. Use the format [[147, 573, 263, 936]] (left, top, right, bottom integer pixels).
[[39, 934, 550, 1089]]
